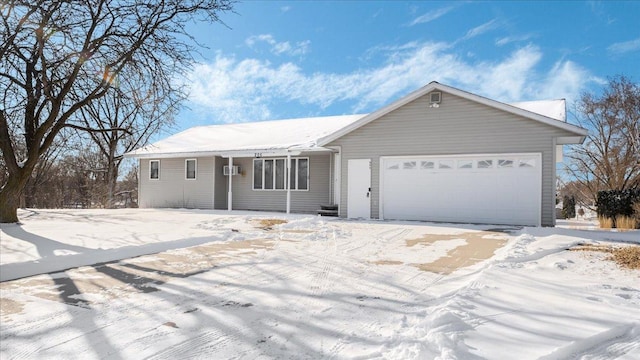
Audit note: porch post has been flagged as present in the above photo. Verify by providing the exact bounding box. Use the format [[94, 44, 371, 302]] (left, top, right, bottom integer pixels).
[[286, 154, 291, 214], [228, 156, 233, 211]]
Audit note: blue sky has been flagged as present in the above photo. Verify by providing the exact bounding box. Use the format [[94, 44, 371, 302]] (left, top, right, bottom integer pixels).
[[174, 1, 640, 132]]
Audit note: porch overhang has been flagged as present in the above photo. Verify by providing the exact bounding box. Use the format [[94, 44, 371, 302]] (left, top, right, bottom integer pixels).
[[219, 146, 337, 158]]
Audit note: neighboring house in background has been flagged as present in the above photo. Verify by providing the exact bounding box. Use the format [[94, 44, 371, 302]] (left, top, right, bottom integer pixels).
[[124, 82, 587, 226]]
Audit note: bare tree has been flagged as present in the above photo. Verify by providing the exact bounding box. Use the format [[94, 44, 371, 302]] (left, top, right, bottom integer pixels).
[[0, 0, 233, 222], [21, 131, 73, 208], [565, 75, 640, 207], [76, 64, 180, 208]]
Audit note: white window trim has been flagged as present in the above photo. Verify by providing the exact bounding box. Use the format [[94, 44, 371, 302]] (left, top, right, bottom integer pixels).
[[149, 159, 160, 180], [253, 157, 310, 191], [185, 159, 197, 180]]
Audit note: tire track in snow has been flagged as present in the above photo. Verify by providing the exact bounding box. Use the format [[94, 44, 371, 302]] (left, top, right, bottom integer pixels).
[[308, 229, 337, 299], [324, 227, 429, 359], [144, 327, 234, 359], [147, 224, 335, 359]]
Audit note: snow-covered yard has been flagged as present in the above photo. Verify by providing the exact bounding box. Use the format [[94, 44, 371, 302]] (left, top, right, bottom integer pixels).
[[0, 209, 639, 359]]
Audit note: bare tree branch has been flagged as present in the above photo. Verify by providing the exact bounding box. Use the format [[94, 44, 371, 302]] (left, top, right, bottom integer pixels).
[[564, 75, 640, 207], [0, 0, 235, 222]]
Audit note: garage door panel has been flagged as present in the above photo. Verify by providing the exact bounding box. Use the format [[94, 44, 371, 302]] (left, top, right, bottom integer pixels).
[[382, 154, 541, 226]]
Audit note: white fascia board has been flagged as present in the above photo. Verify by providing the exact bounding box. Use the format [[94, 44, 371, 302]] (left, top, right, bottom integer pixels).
[[123, 151, 224, 159], [288, 146, 337, 153], [556, 136, 586, 145], [124, 145, 335, 160], [219, 146, 338, 158], [219, 150, 302, 158], [123, 149, 293, 159]]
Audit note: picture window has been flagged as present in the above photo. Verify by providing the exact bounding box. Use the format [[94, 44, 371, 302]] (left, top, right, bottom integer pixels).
[[253, 157, 309, 190]]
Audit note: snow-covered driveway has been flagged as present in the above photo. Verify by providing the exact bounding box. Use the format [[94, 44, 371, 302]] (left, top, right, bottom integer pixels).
[[0, 209, 639, 359]]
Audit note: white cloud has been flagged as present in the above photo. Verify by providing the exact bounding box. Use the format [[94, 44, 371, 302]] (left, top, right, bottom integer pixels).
[[245, 34, 310, 57], [408, 6, 454, 26], [607, 37, 640, 55], [281, 6, 291, 13], [495, 33, 535, 46], [185, 42, 594, 123], [462, 19, 500, 41]]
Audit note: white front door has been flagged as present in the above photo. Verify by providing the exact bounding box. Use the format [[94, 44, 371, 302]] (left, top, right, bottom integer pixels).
[[347, 159, 371, 219]]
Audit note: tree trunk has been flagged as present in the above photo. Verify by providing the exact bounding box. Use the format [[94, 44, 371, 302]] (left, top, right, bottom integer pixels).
[[106, 144, 118, 209], [0, 158, 36, 222], [0, 171, 29, 223], [0, 191, 20, 223]]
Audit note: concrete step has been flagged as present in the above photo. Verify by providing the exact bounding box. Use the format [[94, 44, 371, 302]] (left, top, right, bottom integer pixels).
[[317, 209, 339, 217]]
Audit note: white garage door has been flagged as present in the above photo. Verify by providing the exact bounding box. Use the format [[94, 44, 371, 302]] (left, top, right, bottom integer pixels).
[[381, 153, 541, 226]]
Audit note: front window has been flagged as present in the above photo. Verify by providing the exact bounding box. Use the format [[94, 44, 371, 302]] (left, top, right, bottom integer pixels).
[[186, 159, 196, 179], [150, 160, 160, 180], [253, 157, 309, 190]]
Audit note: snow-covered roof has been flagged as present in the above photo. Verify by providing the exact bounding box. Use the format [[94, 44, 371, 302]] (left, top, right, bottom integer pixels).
[[509, 99, 566, 121], [126, 82, 586, 159], [125, 114, 366, 158]]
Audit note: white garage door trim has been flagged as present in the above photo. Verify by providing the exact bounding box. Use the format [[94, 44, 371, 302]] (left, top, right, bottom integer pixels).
[[379, 153, 542, 226]]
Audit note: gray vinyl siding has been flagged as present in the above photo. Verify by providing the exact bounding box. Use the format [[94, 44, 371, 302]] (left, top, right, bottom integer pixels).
[[328, 91, 578, 226], [139, 157, 215, 209], [217, 154, 331, 213]]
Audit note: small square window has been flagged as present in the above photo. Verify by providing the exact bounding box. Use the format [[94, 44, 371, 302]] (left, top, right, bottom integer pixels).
[[420, 161, 435, 169], [403, 161, 416, 169], [438, 160, 453, 169], [519, 158, 536, 168], [477, 160, 493, 169], [387, 161, 400, 170], [498, 159, 514, 168], [458, 160, 473, 169], [150, 160, 160, 180]]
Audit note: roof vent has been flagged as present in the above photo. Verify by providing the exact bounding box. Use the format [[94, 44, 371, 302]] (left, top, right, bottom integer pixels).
[[429, 91, 441, 104]]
